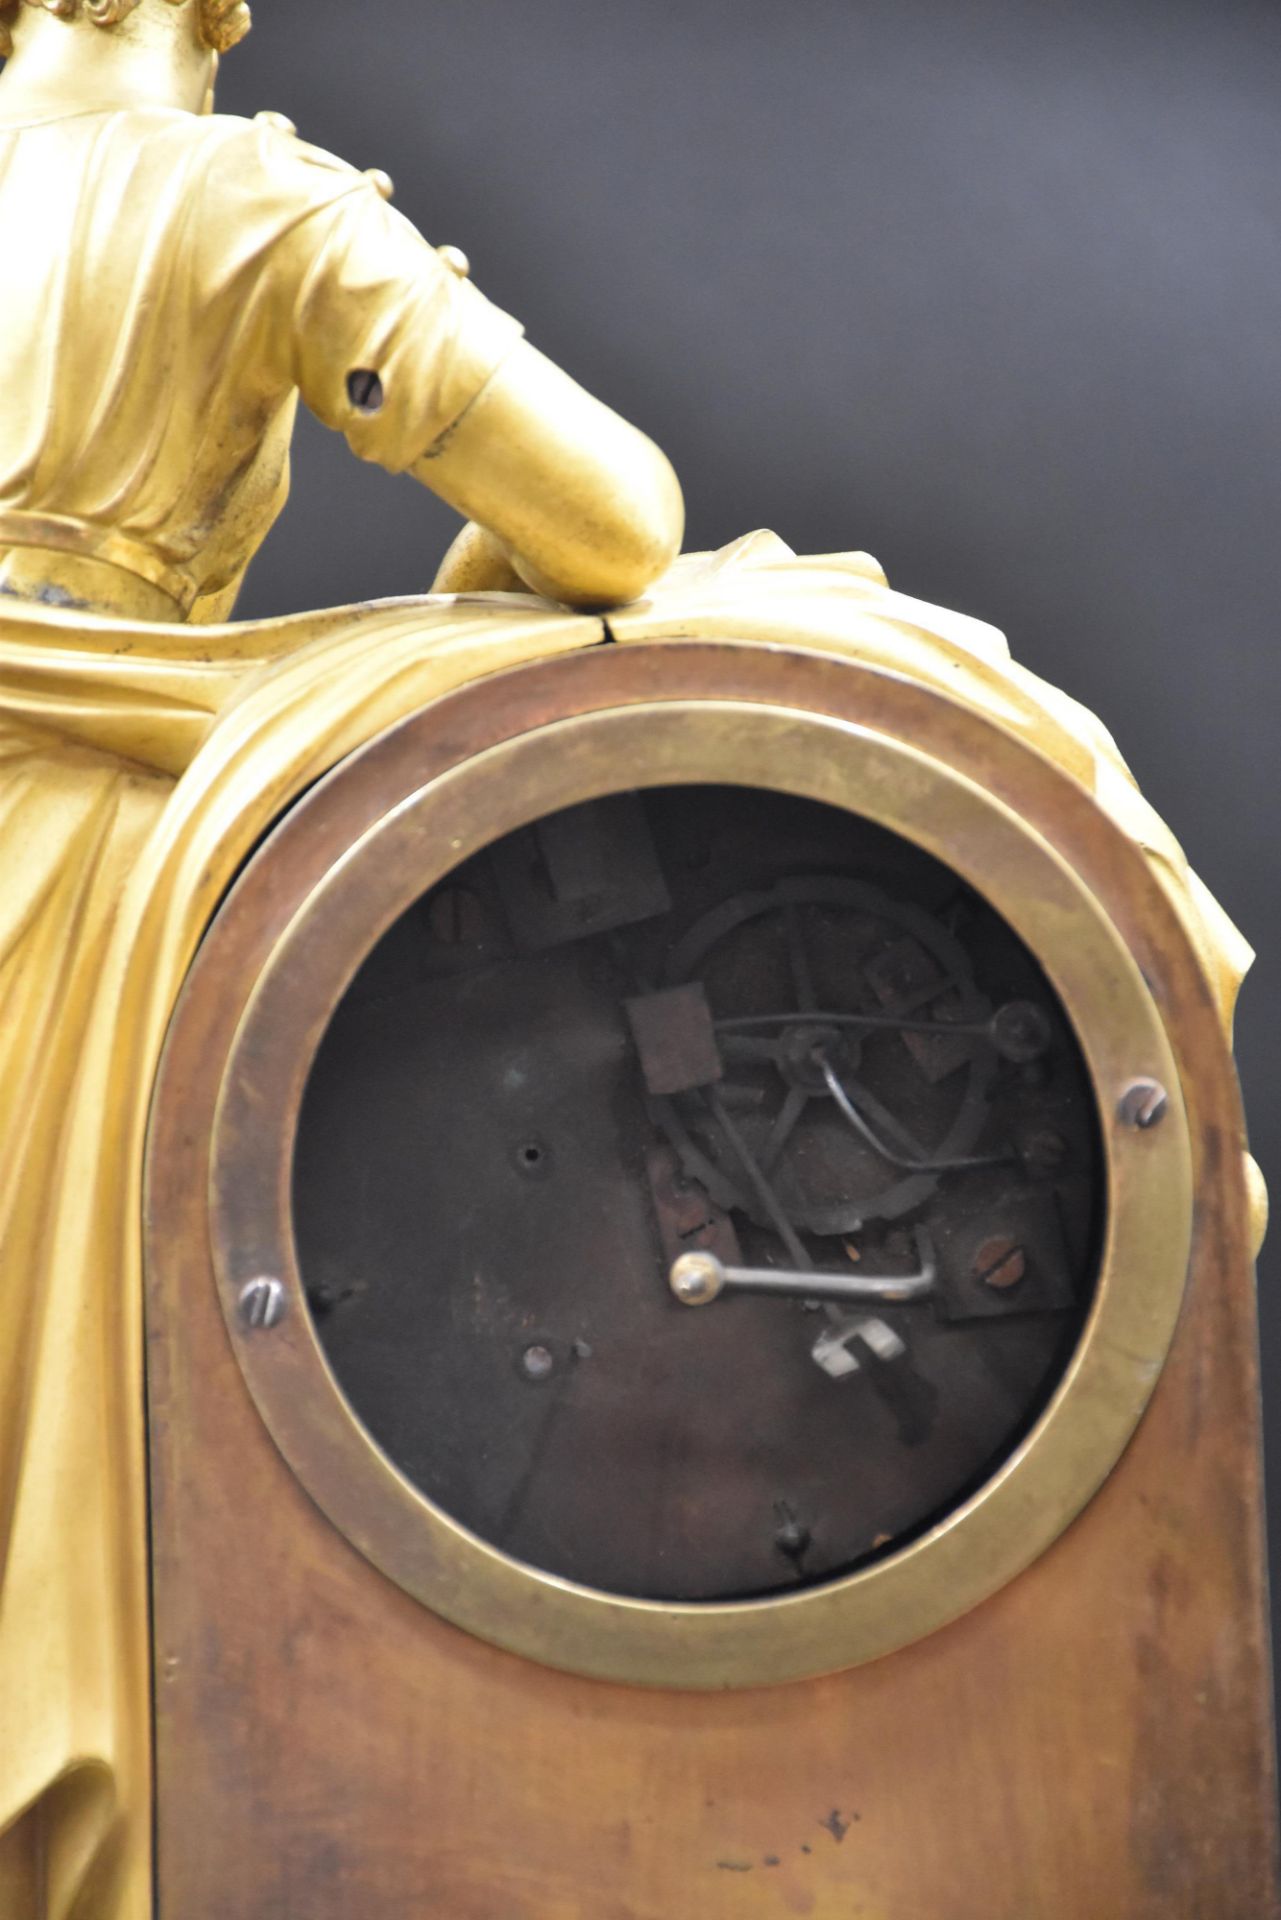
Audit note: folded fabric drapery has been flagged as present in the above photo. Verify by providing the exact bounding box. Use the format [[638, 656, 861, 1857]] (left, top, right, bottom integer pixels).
[[0, 580, 598, 1920]]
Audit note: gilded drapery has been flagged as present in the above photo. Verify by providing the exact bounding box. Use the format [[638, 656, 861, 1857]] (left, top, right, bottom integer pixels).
[[0, 584, 600, 1919]]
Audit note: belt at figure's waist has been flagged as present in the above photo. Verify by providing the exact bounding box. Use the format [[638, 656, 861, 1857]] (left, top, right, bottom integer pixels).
[[0, 510, 197, 615]]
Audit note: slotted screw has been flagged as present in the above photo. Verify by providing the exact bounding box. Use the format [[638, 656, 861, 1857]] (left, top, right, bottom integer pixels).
[[973, 1237, 1026, 1291], [346, 368, 384, 414], [1118, 1079, 1168, 1130], [238, 1277, 287, 1331]]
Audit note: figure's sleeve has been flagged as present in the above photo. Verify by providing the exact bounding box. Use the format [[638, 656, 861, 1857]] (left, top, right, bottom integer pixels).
[[261, 133, 524, 473]]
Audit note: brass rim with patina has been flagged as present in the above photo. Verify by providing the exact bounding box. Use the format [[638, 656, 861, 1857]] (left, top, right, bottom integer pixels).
[[202, 655, 1193, 1690]]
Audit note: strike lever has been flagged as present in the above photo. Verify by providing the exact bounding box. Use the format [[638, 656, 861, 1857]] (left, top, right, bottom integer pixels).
[[669, 1233, 937, 1310]]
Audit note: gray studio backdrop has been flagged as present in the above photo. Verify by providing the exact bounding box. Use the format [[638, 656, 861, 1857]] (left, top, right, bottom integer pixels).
[[220, 0, 1281, 1689]]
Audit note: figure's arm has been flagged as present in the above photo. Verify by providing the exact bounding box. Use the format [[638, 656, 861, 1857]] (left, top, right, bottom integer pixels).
[[416, 342, 683, 609], [276, 140, 681, 609]]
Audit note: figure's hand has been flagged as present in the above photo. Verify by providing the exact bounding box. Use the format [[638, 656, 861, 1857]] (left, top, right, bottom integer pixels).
[[431, 522, 534, 596]]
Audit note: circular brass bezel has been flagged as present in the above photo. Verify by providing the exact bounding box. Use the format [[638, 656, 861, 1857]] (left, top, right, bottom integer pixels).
[[206, 690, 1192, 1689]]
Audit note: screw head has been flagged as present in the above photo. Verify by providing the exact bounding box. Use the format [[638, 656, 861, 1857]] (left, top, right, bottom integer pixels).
[[238, 1276, 287, 1331], [670, 1252, 726, 1307], [1118, 1079, 1169, 1130], [521, 1344, 555, 1382], [775, 1517, 811, 1559], [989, 1000, 1053, 1064], [973, 1237, 1027, 1291], [345, 367, 385, 414], [780, 1022, 858, 1090]]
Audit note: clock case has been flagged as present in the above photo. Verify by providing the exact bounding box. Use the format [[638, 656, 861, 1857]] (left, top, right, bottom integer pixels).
[[144, 574, 1277, 1918]]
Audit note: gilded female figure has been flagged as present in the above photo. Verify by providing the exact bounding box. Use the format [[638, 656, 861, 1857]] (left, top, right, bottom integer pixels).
[[0, 3, 681, 1913]]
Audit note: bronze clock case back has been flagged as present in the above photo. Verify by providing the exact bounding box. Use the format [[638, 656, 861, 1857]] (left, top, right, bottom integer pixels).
[[162, 639, 1189, 1684], [145, 642, 1274, 1918]]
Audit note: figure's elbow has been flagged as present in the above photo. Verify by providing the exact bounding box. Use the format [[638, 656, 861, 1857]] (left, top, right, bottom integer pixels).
[[592, 441, 685, 606], [416, 340, 685, 609], [535, 439, 685, 610]]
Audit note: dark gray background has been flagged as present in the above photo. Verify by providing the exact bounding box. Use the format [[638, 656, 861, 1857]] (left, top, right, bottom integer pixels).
[[221, 0, 1280, 1682]]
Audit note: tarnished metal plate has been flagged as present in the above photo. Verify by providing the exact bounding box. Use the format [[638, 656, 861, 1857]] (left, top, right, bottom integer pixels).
[[625, 982, 724, 1095], [293, 786, 1101, 1601], [491, 792, 671, 950]]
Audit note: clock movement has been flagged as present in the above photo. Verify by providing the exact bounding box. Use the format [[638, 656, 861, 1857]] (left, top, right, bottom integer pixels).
[[292, 785, 1101, 1612]]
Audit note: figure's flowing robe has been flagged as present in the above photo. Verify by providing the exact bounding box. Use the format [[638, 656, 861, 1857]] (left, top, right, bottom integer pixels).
[[0, 98, 1256, 1920], [0, 98, 525, 1918], [0, 588, 599, 1920]]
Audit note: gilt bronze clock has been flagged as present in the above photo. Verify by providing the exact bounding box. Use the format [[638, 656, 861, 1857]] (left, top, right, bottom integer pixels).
[[0, 2, 1270, 1914], [144, 590, 1274, 1918]]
